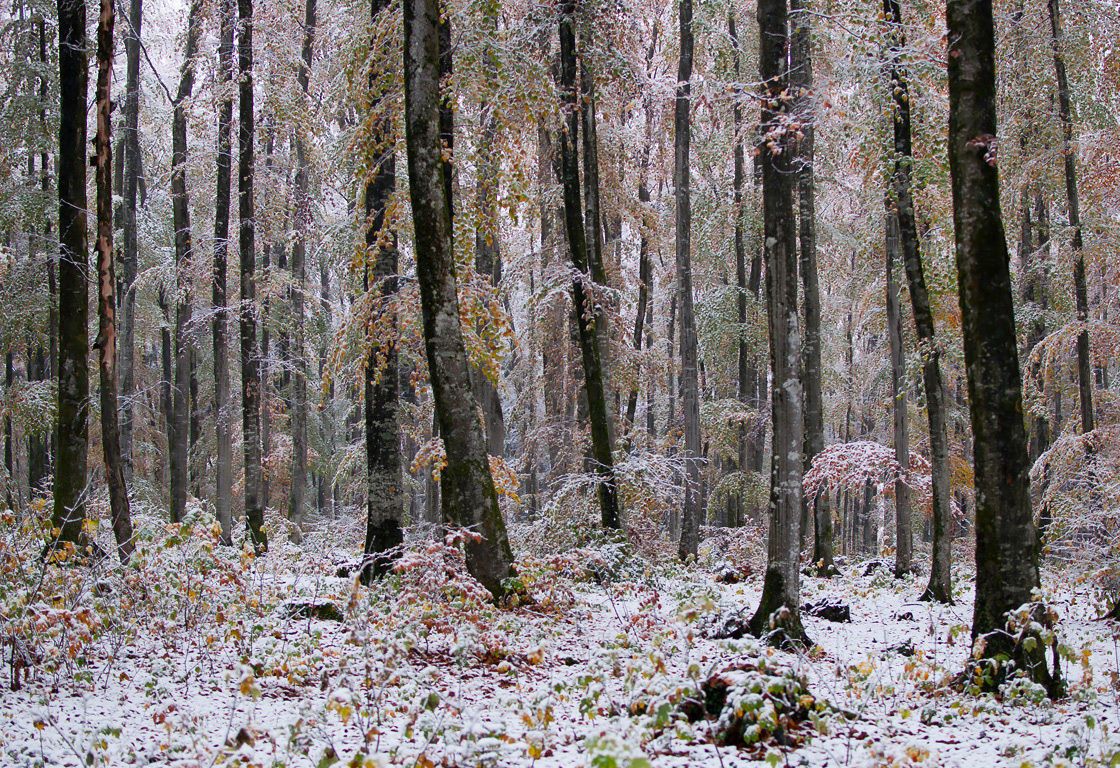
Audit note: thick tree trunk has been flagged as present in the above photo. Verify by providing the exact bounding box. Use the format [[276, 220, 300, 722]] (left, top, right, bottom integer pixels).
[[288, 0, 316, 542], [95, 0, 134, 562], [403, 0, 516, 598], [239, 0, 266, 552], [885, 0, 952, 602], [675, 0, 701, 560], [556, 0, 620, 531], [213, 0, 234, 544], [52, 0, 90, 549], [169, 0, 201, 525], [362, 0, 402, 581], [885, 205, 912, 576], [946, 0, 1046, 674], [749, 0, 807, 646], [791, 0, 829, 572], [1046, 0, 1092, 434], [118, 0, 142, 481]]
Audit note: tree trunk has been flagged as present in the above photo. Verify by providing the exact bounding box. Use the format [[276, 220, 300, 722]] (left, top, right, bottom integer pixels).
[[791, 0, 829, 573], [288, 0, 316, 542], [169, 0, 200, 525], [1046, 0, 1092, 434], [403, 0, 516, 598], [213, 0, 234, 544], [885, 204, 912, 576], [946, 0, 1049, 688], [555, 0, 620, 531], [728, 11, 748, 529], [885, 0, 952, 602], [239, 0, 266, 552], [675, 0, 701, 560], [52, 0, 90, 549], [749, 0, 807, 646], [362, 0, 402, 581], [95, 0, 134, 562], [118, 0, 142, 481]]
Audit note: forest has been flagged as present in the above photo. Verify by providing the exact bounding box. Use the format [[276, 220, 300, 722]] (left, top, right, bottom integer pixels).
[[1, 0, 1119, 763]]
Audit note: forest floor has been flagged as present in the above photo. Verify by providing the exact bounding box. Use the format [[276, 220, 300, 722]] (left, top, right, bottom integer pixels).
[[2, 508, 1119, 767]]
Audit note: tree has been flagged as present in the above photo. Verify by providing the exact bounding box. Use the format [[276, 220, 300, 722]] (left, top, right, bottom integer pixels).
[[884, 204, 911, 576], [946, 0, 1058, 695], [884, 0, 952, 601], [362, 0, 402, 580], [555, 0, 620, 532], [52, 0, 90, 550], [213, 0, 235, 545], [94, 0, 134, 562], [403, 0, 516, 598], [118, 0, 142, 481], [675, 0, 701, 560], [749, 0, 807, 646], [169, 0, 201, 525], [288, 0, 317, 542], [240, 0, 267, 552]]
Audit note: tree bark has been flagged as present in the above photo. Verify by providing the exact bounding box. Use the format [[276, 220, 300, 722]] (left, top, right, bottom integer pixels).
[[213, 0, 234, 544], [675, 0, 701, 560], [362, 0, 402, 581], [1046, 0, 1092, 434], [885, 204, 911, 576], [403, 0, 516, 598], [946, 0, 1041, 648], [239, 0, 267, 552], [288, 0, 316, 542], [118, 0, 142, 481], [169, 0, 201, 525], [728, 11, 748, 529], [52, 0, 90, 549], [749, 0, 807, 646], [885, 0, 952, 602], [95, 0, 134, 562], [555, 0, 620, 531]]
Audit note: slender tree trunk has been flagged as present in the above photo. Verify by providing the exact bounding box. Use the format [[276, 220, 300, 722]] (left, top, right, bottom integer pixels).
[[239, 0, 266, 551], [95, 0, 134, 562], [1025, 190, 1051, 461], [791, 0, 829, 572], [885, 204, 912, 575], [287, 0, 316, 542], [749, 0, 807, 645], [1046, 0, 1092, 434], [403, 0, 516, 598], [4, 352, 12, 508], [946, 0, 1050, 692], [556, 0, 620, 531], [362, 0, 401, 581], [675, 0, 701, 560], [52, 0, 90, 549], [169, 0, 200, 525], [118, 0, 142, 481], [729, 11, 748, 529], [885, 0, 952, 602], [213, 0, 234, 544]]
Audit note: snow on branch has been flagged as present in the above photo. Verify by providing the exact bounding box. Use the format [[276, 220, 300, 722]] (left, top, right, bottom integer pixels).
[[803, 440, 932, 511]]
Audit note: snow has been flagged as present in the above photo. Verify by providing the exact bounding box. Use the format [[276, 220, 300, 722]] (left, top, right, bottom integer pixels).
[[4, 520, 1120, 768]]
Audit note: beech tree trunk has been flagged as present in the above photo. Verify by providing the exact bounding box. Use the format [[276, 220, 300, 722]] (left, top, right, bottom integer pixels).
[[556, 0, 620, 531], [213, 0, 234, 544], [362, 0, 402, 581], [52, 0, 90, 549], [169, 0, 201, 525], [403, 0, 516, 598], [749, 0, 807, 646], [675, 0, 701, 560], [95, 0, 134, 562], [1047, 0, 1093, 434], [885, 205, 911, 576], [946, 0, 1045, 667], [239, 0, 267, 552], [885, 0, 952, 602], [118, 0, 142, 481], [288, 0, 316, 542], [729, 11, 747, 529]]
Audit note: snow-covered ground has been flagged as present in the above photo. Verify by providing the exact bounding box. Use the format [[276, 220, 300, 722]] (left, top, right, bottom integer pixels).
[[3, 518, 1119, 767]]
